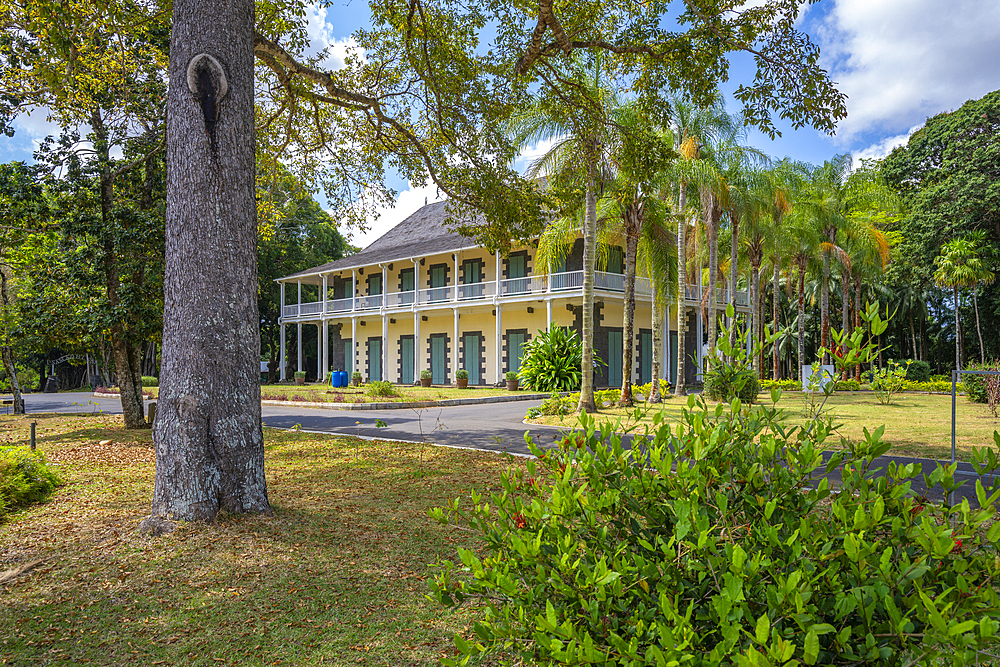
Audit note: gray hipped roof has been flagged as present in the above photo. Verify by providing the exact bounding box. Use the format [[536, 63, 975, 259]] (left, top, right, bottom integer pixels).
[[282, 200, 483, 281]]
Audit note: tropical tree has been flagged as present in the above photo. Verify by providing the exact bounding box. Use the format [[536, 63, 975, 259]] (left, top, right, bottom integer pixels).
[[934, 234, 995, 369], [784, 211, 822, 377], [798, 155, 898, 362], [508, 59, 616, 413]]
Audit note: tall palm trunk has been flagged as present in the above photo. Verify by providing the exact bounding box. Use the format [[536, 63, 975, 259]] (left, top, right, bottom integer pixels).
[[729, 213, 740, 357], [618, 206, 640, 407], [650, 273, 663, 403], [854, 273, 862, 381], [772, 256, 780, 380], [974, 289, 986, 364], [954, 285, 961, 371], [751, 262, 762, 376], [578, 172, 598, 413], [675, 184, 687, 396], [797, 260, 806, 384], [841, 271, 850, 378], [702, 188, 718, 361], [821, 246, 831, 363]]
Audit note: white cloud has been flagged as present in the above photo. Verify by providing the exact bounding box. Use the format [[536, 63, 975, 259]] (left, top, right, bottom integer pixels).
[[850, 124, 920, 163], [513, 136, 563, 176], [344, 182, 445, 249], [817, 0, 1000, 142], [303, 3, 364, 70]]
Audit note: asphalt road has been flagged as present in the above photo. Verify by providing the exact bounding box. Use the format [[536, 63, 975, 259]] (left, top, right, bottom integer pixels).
[[13, 391, 996, 506]]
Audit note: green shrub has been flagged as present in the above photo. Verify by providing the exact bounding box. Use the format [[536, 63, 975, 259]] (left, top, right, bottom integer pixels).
[[455, 369, 469, 380], [963, 364, 988, 403], [505, 371, 518, 382], [905, 379, 962, 393], [141, 376, 158, 387], [294, 370, 306, 379], [0, 446, 61, 519], [631, 380, 671, 399], [420, 369, 433, 380], [760, 378, 800, 391], [430, 400, 1000, 665], [703, 357, 760, 404], [892, 359, 931, 382], [834, 379, 860, 391], [930, 373, 950, 383], [0, 365, 39, 393], [871, 363, 908, 405], [365, 380, 399, 398], [517, 326, 589, 392]]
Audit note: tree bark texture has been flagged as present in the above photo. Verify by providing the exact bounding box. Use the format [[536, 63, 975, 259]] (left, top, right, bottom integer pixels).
[[702, 188, 718, 360], [954, 286, 962, 371], [650, 273, 662, 403], [974, 290, 985, 364], [617, 206, 639, 408], [0, 270, 24, 415], [797, 261, 806, 382], [772, 257, 780, 381], [728, 213, 739, 358], [150, 0, 269, 522], [577, 176, 598, 413], [752, 264, 762, 376], [854, 273, 862, 382], [821, 249, 830, 364], [674, 185, 687, 396]]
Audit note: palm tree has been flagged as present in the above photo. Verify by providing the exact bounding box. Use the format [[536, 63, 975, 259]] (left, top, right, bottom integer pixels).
[[508, 58, 614, 412], [934, 234, 995, 368], [660, 96, 733, 395], [784, 211, 822, 379], [598, 104, 676, 407], [798, 155, 898, 361]]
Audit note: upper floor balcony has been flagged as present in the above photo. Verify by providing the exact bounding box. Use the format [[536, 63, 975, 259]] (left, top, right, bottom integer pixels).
[[281, 270, 750, 320]]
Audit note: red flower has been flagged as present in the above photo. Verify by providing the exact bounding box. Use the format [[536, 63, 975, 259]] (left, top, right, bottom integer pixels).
[[512, 513, 527, 529], [951, 539, 963, 554]]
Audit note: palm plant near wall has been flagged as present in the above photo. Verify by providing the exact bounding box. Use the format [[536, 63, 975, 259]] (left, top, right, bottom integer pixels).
[[508, 59, 614, 413]]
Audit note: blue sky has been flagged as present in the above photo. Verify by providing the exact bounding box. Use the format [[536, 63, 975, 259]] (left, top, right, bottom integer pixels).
[[3, 0, 999, 247]]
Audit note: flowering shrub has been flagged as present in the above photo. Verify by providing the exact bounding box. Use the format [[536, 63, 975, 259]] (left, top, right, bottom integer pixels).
[[430, 397, 1000, 665], [871, 361, 909, 405]]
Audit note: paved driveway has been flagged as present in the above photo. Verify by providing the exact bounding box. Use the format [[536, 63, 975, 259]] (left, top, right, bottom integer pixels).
[[14, 391, 994, 506]]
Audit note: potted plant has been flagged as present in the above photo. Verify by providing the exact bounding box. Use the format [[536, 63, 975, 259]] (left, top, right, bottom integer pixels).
[[294, 370, 306, 386], [506, 371, 519, 391], [420, 369, 433, 388], [456, 369, 469, 389], [352, 371, 363, 387]]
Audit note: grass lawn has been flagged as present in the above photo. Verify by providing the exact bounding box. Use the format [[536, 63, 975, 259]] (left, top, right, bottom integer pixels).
[[0, 413, 519, 666], [137, 384, 522, 404], [529, 391, 1000, 462]]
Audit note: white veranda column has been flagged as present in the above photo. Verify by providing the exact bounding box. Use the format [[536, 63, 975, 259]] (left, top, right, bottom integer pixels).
[[453, 307, 460, 382], [413, 311, 421, 384], [322, 320, 329, 381], [351, 317, 358, 378], [546, 299, 552, 330], [382, 314, 389, 382], [495, 304, 503, 384], [316, 322, 322, 381], [279, 322, 286, 381], [696, 307, 704, 382], [297, 322, 303, 375]]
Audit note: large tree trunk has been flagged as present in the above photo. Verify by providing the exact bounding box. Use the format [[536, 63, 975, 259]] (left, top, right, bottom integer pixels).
[[854, 273, 862, 382], [618, 208, 639, 407], [674, 183, 687, 396], [650, 272, 663, 403], [841, 270, 850, 379], [577, 172, 598, 413], [112, 334, 147, 428], [148, 0, 269, 527]]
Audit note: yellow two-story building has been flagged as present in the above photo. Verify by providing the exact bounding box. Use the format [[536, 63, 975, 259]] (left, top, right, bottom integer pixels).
[[276, 200, 749, 387]]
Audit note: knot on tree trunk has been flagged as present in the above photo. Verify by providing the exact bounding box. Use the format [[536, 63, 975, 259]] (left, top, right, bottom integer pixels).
[[186, 53, 228, 139]]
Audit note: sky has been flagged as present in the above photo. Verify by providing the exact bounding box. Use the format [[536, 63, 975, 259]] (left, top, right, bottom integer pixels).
[[3, 0, 1000, 249]]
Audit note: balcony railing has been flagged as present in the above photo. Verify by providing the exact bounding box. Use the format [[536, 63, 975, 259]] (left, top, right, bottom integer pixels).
[[281, 271, 750, 319]]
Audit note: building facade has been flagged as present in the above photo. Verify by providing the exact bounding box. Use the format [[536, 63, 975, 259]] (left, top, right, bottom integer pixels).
[[276, 201, 750, 386]]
